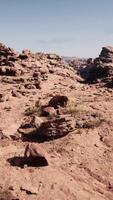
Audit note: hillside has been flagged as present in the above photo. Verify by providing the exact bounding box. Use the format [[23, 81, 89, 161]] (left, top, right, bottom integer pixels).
[[0, 43, 113, 200]]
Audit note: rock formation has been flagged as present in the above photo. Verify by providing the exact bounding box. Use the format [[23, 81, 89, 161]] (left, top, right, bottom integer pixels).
[[80, 46, 113, 85]]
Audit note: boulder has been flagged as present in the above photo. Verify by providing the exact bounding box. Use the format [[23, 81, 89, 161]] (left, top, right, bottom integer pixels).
[[18, 54, 28, 60], [48, 95, 68, 109], [0, 64, 23, 76], [24, 143, 49, 166], [80, 46, 113, 85], [35, 115, 76, 141], [41, 106, 57, 117]]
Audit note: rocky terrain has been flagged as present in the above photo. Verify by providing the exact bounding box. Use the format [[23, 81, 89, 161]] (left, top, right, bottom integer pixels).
[[0, 43, 113, 200], [65, 57, 87, 71]]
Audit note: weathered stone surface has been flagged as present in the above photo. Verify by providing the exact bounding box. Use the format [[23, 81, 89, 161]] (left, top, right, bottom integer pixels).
[[48, 95, 68, 109], [0, 189, 17, 200], [20, 184, 38, 195], [0, 129, 8, 139], [99, 46, 113, 63], [41, 106, 57, 117], [32, 116, 44, 129], [0, 93, 10, 102], [35, 115, 76, 140], [24, 143, 49, 166]]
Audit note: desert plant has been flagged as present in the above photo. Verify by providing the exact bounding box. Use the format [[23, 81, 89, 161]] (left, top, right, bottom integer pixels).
[[25, 100, 42, 116]]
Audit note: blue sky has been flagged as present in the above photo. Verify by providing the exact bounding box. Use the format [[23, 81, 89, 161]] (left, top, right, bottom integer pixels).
[[0, 0, 113, 57]]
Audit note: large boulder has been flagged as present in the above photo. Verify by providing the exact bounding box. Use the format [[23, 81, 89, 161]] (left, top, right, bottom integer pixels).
[[24, 143, 49, 166]]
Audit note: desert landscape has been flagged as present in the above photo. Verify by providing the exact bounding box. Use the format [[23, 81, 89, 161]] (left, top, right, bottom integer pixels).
[[0, 42, 113, 200]]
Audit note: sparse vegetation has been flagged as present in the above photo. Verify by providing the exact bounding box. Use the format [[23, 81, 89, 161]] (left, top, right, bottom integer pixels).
[[25, 100, 42, 116]]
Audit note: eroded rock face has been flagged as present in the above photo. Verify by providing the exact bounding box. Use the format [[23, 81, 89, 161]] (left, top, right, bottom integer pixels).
[[99, 46, 113, 63], [0, 189, 17, 200], [24, 143, 49, 166], [80, 46, 113, 85]]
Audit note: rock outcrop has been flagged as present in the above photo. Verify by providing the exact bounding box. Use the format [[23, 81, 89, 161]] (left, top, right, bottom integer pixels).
[[99, 46, 113, 63], [80, 46, 113, 85], [35, 115, 76, 141]]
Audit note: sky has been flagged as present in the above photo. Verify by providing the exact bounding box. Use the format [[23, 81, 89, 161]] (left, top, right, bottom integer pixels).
[[0, 0, 113, 57]]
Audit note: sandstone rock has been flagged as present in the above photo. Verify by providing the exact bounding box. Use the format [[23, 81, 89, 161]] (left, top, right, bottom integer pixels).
[[0, 189, 17, 200], [48, 68, 55, 73], [32, 116, 44, 129], [18, 54, 28, 60], [24, 143, 49, 166], [11, 90, 21, 97], [39, 66, 48, 74], [22, 49, 33, 56], [20, 117, 34, 129], [0, 66, 6, 75], [80, 46, 113, 85], [0, 129, 8, 139], [0, 43, 18, 68], [47, 54, 62, 60], [0, 65, 23, 76], [48, 95, 68, 109], [33, 71, 41, 78], [0, 93, 9, 102], [24, 84, 36, 89], [34, 82, 42, 89], [99, 46, 113, 63], [41, 106, 57, 117], [20, 184, 38, 195], [36, 115, 76, 141]]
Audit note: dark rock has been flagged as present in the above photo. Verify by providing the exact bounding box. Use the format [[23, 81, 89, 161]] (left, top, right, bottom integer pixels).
[[0, 65, 23, 76], [80, 46, 113, 85], [47, 54, 62, 60], [48, 95, 68, 109], [24, 84, 36, 89], [35, 115, 76, 141], [18, 54, 28, 60], [99, 46, 113, 63], [34, 82, 42, 89]]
